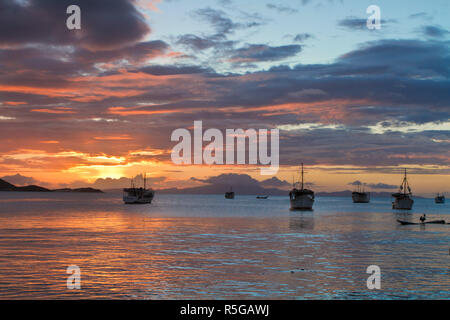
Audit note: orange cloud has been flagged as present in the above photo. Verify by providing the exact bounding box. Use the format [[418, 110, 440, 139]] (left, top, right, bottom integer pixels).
[[3, 101, 27, 105]]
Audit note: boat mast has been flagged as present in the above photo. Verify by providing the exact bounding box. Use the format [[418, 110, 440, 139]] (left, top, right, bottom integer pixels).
[[401, 168, 411, 195], [144, 173, 146, 190], [301, 163, 304, 190]]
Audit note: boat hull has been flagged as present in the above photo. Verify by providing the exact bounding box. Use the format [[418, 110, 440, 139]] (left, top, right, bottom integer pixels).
[[392, 197, 414, 210], [123, 195, 153, 204], [352, 192, 370, 203], [225, 192, 235, 199], [290, 195, 314, 210], [397, 219, 445, 225], [435, 197, 445, 204]]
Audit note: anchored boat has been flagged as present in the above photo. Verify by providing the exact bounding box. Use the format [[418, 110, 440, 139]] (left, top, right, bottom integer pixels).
[[225, 187, 235, 199], [392, 169, 414, 210], [352, 182, 370, 203], [123, 174, 155, 204], [435, 193, 445, 204], [289, 163, 315, 210]]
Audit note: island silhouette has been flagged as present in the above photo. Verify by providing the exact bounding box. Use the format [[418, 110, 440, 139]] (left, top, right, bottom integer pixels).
[[0, 178, 103, 193]]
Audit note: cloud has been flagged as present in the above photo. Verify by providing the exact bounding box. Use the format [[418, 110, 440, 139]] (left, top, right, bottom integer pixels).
[[293, 33, 314, 42], [229, 44, 302, 63], [266, 3, 298, 14], [1, 173, 38, 186], [367, 183, 398, 190], [338, 17, 396, 31], [1, 35, 449, 174], [138, 65, 214, 76], [0, 0, 150, 50], [92, 174, 166, 189], [348, 180, 398, 190], [421, 25, 449, 38], [409, 12, 432, 20]]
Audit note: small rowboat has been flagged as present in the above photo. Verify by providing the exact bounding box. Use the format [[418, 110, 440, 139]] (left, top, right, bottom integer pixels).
[[256, 195, 269, 199], [397, 219, 446, 225]]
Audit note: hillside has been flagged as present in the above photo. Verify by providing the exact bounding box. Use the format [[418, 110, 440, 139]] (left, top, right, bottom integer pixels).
[[0, 179, 16, 191], [0, 179, 103, 193]]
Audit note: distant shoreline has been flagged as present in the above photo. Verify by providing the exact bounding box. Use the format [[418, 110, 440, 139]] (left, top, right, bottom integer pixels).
[[0, 178, 103, 193]]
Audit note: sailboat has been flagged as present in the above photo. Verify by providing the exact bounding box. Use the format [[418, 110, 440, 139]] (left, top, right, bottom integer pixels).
[[123, 173, 155, 204], [435, 193, 445, 204], [289, 163, 315, 210], [225, 187, 235, 199], [352, 182, 370, 203], [392, 169, 414, 210]]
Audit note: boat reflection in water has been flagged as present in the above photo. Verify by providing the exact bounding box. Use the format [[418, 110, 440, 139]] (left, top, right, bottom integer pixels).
[[289, 214, 315, 231]]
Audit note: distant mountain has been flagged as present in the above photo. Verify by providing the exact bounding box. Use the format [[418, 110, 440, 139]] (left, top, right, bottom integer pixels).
[[316, 190, 425, 199], [157, 184, 287, 196], [15, 185, 51, 192], [157, 186, 425, 198], [0, 179, 103, 193]]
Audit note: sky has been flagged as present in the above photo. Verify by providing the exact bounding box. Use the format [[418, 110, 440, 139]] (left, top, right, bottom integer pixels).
[[0, 0, 449, 196]]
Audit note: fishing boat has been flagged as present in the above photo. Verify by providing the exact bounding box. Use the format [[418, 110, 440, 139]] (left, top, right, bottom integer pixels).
[[352, 182, 370, 203], [225, 187, 235, 199], [392, 169, 414, 210], [435, 193, 445, 204], [123, 174, 155, 204], [256, 195, 269, 199], [397, 219, 446, 225], [289, 163, 315, 210]]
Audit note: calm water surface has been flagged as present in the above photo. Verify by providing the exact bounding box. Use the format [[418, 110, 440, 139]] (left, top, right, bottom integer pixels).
[[0, 192, 449, 299]]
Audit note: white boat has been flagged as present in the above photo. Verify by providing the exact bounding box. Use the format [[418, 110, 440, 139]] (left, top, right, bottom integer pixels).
[[352, 182, 370, 203], [435, 193, 445, 204], [392, 169, 414, 210], [123, 174, 155, 204], [289, 163, 315, 210]]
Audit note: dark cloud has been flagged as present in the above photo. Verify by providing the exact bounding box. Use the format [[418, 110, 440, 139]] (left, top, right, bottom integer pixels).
[[0, 0, 169, 79], [229, 44, 302, 63], [293, 33, 314, 42], [139, 65, 215, 76], [421, 25, 449, 38], [0, 0, 150, 50], [266, 3, 298, 14], [1, 36, 449, 171], [409, 12, 432, 21], [338, 17, 396, 31]]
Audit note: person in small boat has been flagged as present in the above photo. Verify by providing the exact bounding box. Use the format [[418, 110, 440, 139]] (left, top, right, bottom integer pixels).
[[419, 214, 426, 223]]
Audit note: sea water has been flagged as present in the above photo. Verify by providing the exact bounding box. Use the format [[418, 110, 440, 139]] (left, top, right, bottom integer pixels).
[[0, 192, 449, 299]]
